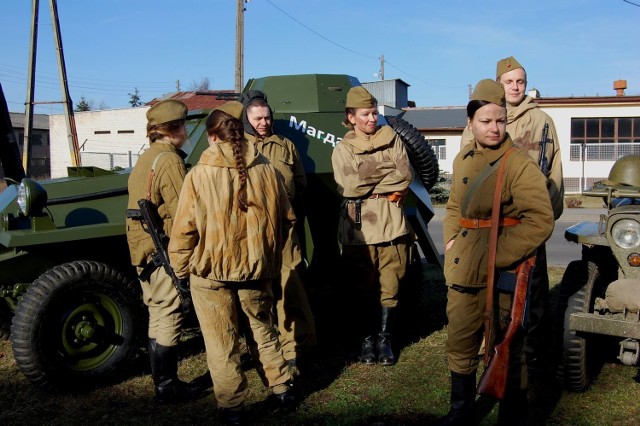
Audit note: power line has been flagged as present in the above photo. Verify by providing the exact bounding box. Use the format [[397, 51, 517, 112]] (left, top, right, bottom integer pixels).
[[262, 1, 466, 91], [264, 0, 376, 61]]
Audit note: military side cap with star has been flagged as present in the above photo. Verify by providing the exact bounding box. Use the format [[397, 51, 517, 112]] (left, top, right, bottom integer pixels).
[[470, 79, 506, 106], [146, 99, 188, 126], [496, 56, 524, 78], [215, 101, 244, 120], [346, 86, 377, 108]]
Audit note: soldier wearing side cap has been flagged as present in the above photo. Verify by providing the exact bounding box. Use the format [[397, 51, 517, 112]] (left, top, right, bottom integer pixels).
[[461, 56, 564, 374], [126, 99, 204, 402], [169, 102, 298, 424], [331, 86, 414, 367], [441, 80, 553, 425]]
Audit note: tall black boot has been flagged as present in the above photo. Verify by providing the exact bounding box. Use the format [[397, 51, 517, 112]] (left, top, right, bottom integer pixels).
[[377, 307, 396, 366], [149, 341, 206, 403], [498, 389, 528, 426], [438, 371, 476, 426], [359, 335, 377, 364]]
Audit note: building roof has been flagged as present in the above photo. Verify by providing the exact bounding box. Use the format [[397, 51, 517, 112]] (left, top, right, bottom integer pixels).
[[9, 112, 49, 130], [146, 90, 237, 111], [401, 107, 467, 130]]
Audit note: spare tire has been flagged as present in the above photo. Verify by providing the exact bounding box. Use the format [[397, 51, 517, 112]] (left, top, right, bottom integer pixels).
[[385, 115, 439, 191]]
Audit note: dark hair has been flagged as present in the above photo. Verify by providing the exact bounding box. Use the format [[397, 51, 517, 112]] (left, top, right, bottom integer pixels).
[[342, 107, 357, 130], [147, 119, 185, 142], [206, 110, 250, 212], [466, 100, 493, 119], [244, 98, 273, 137]]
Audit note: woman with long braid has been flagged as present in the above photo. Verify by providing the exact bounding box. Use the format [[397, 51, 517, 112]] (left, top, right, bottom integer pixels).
[[169, 101, 298, 425]]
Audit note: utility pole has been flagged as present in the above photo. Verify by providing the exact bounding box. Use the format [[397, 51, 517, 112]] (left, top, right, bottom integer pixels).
[[49, 0, 80, 168], [379, 54, 385, 80], [24, 0, 81, 175], [176, 79, 180, 92], [23, 0, 39, 174], [235, 0, 245, 93]]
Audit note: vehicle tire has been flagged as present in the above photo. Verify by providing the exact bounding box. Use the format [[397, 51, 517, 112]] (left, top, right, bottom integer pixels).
[[385, 115, 440, 191], [10, 260, 144, 391], [555, 260, 598, 391]]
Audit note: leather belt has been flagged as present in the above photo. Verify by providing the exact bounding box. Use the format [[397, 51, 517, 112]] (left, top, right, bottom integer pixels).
[[459, 217, 521, 229], [369, 193, 391, 199]]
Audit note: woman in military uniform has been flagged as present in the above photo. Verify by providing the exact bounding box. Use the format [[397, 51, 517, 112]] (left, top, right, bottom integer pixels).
[[125, 99, 203, 402], [331, 86, 413, 366], [168, 101, 297, 425], [441, 80, 553, 425]]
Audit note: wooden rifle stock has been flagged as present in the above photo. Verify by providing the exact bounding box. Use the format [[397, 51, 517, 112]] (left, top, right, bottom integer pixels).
[[477, 256, 536, 400]]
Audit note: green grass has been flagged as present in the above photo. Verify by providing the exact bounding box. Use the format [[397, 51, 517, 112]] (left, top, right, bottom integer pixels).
[[1, 265, 639, 425]]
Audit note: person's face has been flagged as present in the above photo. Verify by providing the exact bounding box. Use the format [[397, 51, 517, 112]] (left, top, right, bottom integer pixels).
[[246, 105, 272, 137], [348, 107, 378, 135], [499, 68, 527, 106], [468, 103, 507, 149]]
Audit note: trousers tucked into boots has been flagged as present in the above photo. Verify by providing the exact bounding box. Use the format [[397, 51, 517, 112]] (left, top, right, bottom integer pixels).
[[438, 371, 476, 426], [377, 307, 396, 365], [148, 339, 205, 403], [359, 307, 397, 365]]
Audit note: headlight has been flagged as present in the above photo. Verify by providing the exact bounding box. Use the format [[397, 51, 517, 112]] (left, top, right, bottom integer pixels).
[[17, 178, 48, 217], [611, 218, 640, 249]]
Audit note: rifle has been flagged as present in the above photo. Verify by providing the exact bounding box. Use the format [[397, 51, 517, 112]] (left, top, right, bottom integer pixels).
[[127, 199, 191, 314], [477, 255, 536, 400], [538, 123, 551, 178]]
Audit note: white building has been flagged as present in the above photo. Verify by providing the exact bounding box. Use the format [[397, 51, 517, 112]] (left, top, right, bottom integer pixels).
[[48, 107, 149, 178], [402, 86, 640, 194]]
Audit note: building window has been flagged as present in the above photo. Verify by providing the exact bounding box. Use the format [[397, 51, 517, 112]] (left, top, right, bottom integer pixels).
[[570, 117, 640, 161], [117, 130, 134, 134], [94, 130, 111, 135], [427, 139, 446, 160]]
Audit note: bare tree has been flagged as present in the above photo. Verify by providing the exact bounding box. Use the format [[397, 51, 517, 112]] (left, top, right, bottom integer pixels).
[[188, 77, 211, 91]]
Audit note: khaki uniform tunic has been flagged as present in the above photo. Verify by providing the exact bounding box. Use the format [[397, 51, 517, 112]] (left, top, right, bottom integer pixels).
[[126, 141, 186, 347], [168, 142, 294, 409], [332, 125, 413, 309], [443, 137, 553, 383], [461, 96, 564, 358], [246, 132, 316, 360]]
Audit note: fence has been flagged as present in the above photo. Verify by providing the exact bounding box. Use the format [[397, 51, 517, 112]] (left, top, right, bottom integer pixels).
[[79, 151, 139, 170]]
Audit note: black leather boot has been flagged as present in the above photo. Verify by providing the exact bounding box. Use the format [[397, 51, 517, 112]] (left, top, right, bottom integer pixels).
[[498, 388, 528, 426], [149, 341, 206, 403], [271, 382, 299, 414], [359, 335, 377, 364], [377, 307, 396, 366], [438, 371, 476, 426]]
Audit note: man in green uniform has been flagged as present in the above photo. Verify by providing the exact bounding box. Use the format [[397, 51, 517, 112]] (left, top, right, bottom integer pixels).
[[461, 56, 564, 371], [126, 99, 202, 402], [240, 90, 317, 371]]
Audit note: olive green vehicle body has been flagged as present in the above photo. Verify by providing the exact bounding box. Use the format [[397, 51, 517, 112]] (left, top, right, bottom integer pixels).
[[559, 170, 640, 391], [0, 74, 439, 389]]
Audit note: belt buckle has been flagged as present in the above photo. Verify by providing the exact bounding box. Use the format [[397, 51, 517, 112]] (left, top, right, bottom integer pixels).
[[471, 218, 479, 228], [371, 194, 380, 200]]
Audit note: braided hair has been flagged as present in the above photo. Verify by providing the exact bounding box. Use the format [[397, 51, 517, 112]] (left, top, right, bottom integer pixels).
[[205, 110, 250, 212]]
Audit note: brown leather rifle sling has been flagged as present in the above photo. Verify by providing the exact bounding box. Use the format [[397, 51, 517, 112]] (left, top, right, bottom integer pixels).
[[482, 147, 515, 366]]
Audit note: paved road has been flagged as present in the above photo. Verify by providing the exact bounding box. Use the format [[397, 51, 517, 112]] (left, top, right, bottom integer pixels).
[[427, 208, 607, 268]]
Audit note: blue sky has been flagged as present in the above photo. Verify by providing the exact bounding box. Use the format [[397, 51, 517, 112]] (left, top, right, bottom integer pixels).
[[1, 0, 639, 114]]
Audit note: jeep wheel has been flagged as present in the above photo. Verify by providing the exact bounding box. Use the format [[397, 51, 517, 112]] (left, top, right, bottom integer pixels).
[[10, 260, 143, 391], [555, 260, 598, 391], [385, 115, 440, 191]]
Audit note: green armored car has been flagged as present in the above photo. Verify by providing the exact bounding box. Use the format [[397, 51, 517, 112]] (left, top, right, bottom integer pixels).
[[0, 74, 439, 390]]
